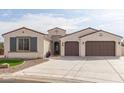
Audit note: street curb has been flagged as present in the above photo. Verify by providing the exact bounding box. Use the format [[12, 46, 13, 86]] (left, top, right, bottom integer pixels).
[[11, 75, 93, 83]]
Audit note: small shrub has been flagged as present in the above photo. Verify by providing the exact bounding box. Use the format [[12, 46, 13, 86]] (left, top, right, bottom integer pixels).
[[46, 51, 51, 58]]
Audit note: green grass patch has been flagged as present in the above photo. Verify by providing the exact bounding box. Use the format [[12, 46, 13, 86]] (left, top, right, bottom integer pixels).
[[0, 59, 24, 67]]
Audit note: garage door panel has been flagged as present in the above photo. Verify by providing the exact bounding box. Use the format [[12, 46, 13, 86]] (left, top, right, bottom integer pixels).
[[86, 41, 115, 56], [65, 41, 79, 56]]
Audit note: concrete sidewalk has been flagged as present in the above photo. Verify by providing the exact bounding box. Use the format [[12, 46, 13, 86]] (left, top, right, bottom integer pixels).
[[13, 57, 124, 83]]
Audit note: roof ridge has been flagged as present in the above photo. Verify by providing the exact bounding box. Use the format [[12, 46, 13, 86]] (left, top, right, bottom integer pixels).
[[61, 27, 98, 38], [2, 27, 45, 36], [79, 30, 123, 38]]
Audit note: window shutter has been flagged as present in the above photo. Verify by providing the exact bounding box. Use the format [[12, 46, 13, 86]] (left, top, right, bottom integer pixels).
[[10, 37, 16, 52], [30, 37, 37, 52]]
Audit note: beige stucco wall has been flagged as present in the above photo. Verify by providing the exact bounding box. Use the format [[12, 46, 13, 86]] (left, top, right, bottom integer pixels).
[[60, 28, 97, 56], [3, 28, 44, 58], [43, 39, 51, 57], [80, 31, 122, 56], [122, 46, 124, 56]]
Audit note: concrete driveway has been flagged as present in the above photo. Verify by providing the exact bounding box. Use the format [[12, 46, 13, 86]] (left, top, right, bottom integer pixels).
[[13, 57, 124, 83]]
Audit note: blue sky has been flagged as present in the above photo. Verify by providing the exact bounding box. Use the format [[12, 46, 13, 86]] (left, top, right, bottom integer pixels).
[[0, 9, 124, 41]]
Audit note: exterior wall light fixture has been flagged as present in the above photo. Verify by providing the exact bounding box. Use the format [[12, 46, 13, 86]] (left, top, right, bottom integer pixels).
[[82, 42, 85, 44]]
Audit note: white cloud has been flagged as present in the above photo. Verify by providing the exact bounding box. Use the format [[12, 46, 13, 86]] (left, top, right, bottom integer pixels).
[[91, 10, 124, 22], [88, 10, 124, 37], [0, 13, 91, 35], [98, 23, 124, 37], [0, 10, 13, 17], [0, 10, 124, 42]]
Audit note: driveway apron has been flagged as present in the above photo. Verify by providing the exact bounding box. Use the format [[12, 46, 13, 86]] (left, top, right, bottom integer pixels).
[[13, 57, 124, 83]]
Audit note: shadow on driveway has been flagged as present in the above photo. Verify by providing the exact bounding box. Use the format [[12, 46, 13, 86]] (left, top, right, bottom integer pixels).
[[51, 56, 120, 61]]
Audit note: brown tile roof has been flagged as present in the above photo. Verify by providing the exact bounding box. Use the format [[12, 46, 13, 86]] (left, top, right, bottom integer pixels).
[[2, 27, 46, 36]]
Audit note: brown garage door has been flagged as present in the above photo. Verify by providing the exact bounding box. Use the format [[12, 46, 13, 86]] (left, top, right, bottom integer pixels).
[[65, 41, 79, 56], [86, 41, 115, 56]]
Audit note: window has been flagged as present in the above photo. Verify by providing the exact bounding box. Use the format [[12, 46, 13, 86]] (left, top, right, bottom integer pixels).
[[17, 37, 30, 51]]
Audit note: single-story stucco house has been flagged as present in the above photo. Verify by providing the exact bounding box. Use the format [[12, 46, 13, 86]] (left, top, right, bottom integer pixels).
[[2, 27, 123, 58]]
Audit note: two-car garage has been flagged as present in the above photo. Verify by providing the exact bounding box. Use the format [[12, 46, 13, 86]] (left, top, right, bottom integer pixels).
[[64, 41, 115, 56], [61, 28, 122, 57]]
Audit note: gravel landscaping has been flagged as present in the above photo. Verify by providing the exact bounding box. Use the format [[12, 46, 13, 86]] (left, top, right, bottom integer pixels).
[[0, 58, 44, 74]]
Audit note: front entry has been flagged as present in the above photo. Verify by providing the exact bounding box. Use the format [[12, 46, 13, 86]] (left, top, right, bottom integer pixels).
[[54, 42, 60, 55]]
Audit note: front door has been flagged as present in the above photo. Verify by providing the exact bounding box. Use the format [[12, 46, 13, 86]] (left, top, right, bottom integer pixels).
[[54, 42, 60, 55]]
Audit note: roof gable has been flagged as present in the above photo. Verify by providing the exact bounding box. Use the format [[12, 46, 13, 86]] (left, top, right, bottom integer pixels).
[[79, 30, 122, 39], [99, 30, 123, 38], [60, 27, 98, 38], [48, 27, 66, 32], [2, 27, 45, 36]]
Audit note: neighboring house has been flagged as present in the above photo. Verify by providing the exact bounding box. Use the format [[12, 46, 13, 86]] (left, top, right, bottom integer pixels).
[[2, 27, 123, 58]]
